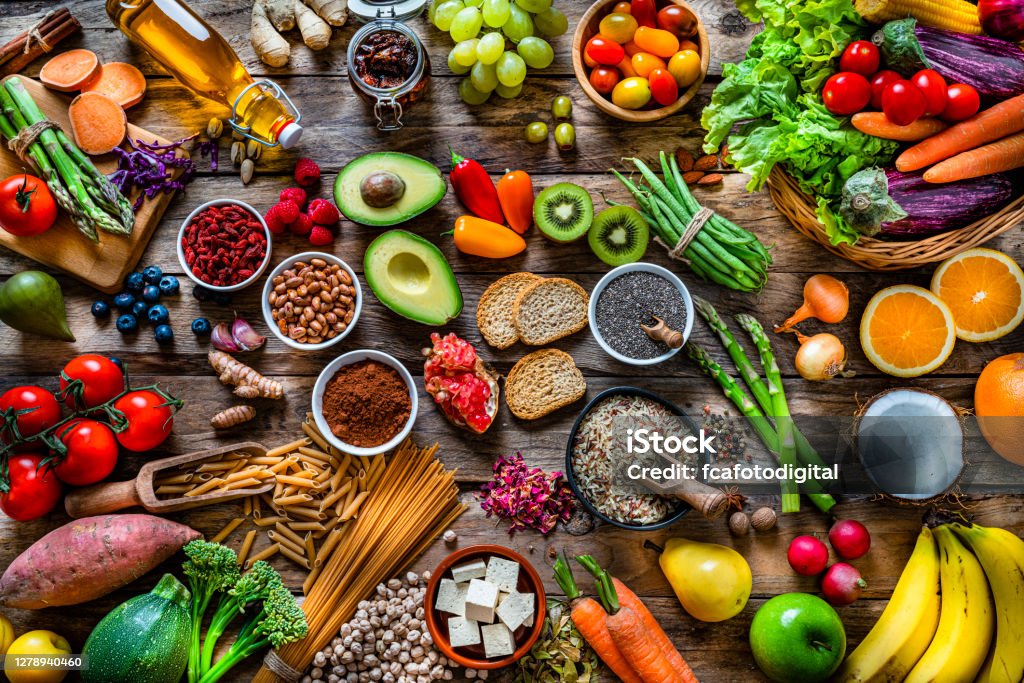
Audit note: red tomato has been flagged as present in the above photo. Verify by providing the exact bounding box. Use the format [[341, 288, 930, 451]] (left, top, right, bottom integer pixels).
[[0, 385, 61, 439], [113, 390, 174, 452], [59, 354, 124, 409], [648, 68, 679, 106], [656, 5, 697, 38], [942, 83, 981, 122], [53, 418, 119, 486], [822, 72, 871, 116], [883, 80, 927, 126], [911, 69, 948, 116], [589, 66, 621, 94], [839, 40, 880, 77], [0, 454, 61, 521], [585, 35, 625, 65], [0, 175, 57, 237], [869, 70, 902, 110], [630, 0, 657, 27]]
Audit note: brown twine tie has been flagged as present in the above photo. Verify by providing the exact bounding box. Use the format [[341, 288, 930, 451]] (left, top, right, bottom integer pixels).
[[8, 120, 59, 162], [263, 649, 303, 682], [22, 11, 56, 54], [654, 206, 715, 261]]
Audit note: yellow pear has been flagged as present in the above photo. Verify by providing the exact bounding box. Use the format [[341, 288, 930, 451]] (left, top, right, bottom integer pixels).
[[656, 537, 752, 622]]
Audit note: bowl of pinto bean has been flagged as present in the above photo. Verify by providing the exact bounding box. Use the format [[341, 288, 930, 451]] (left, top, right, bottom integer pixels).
[[261, 251, 362, 351], [177, 199, 272, 292]]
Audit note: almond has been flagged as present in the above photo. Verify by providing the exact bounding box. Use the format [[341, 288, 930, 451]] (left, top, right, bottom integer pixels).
[[694, 154, 719, 171], [698, 173, 724, 186], [682, 171, 705, 185], [675, 148, 695, 172]]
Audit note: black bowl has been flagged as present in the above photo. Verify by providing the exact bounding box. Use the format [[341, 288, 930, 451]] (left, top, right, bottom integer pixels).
[[565, 386, 707, 531]]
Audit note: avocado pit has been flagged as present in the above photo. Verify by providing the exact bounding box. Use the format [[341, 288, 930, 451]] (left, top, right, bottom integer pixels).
[[360, 171, 406, 208]]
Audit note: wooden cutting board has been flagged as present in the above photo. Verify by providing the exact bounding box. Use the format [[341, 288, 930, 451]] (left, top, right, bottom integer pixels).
[[0, 76, 180, 293]]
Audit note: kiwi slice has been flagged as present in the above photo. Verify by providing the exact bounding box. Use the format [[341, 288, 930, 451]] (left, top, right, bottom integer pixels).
[[534, 183, 594, 243], [588, 206, 650, 266]]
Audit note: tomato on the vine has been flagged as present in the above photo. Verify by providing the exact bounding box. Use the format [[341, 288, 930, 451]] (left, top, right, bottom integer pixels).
[[585, 35, 626, 66], [942, 83, 980, 122], [53, 418, 119, 486], [869, 70, 902, 110], [113, 390, 174, 452], [59, 355, 124, 409], [910, 69, 948, 117], [883, 80, 927, 126], [0, 175, 57, 238], [589, 66, 620, 94], [839, 40, 880, 77], [0, 385, 61, 439], [822, 72, 871, 116], [0, 454, 61, 521]]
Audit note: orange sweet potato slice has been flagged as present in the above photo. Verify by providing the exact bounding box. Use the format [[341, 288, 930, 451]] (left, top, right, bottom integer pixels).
[[39, 49, 101, 92], [80, 62, 147, 109], [68, 92, 127, 156]]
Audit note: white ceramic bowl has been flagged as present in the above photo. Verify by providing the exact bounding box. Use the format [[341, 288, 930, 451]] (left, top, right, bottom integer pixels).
[[312, 349, 418, 457], [177, 199, 272, 292], [261, 251, 362, 351], [588, 262, 694, 366]]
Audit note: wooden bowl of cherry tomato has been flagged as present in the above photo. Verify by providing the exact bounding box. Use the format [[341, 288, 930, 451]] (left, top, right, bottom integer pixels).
[[572, 0, 709, 122]]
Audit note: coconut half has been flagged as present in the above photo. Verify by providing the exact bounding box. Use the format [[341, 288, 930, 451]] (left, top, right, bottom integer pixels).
[[855, 389, 964, 501]]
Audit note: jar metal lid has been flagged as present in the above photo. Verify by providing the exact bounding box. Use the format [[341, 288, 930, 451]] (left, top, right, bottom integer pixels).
[[348, 0, 427, 22]]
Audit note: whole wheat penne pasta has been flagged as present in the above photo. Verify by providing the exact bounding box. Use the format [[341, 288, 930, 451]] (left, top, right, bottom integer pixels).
[[260, 492, 276, 507], [329, 466, 346, 492], [282, 485, 298, 498], [275, 493, 313, 507], [298, 446, 333, 463], [302, 422, 331, 452], [252, 495, 262, 515], [347, 459, 362, 476], [268, 530, 306, 557], [357, 469, 368, 492], [359, 455, 372, 470], [266, 438, 311, 458], [185, 477, 226, 497], [321, 515, 343, 533], [314, 467, 332, 484], [302, 564, 323, 595], [155, 484, 193, 495], [243, 497, 253, 516], [225, 469, 268, 483], [278, 542, 311, 569], [246, 456, 286, 466], [304, 533, 316, 565], [276, 474, 320, 488], [197, 473, 214, 481], [244, 543, 280, 568], [210, 517, 245, 543], [237, 529, 257, 566], [288, 505, 328, 521], [225, 460, 247, 475], [320, 481, 353, 510], [273, 481, 284, 498], [289, 521, 326, 532], [269, 457, 297, 474], [197, 461, 235, 472], [275, 522, 305, 548], [340, 491, 371, 521], [154, 473, 194, 486], [224, 477, 262, 490], [316, 526, 348, 567], [253, 515, 287, 527], [221, 451, 249, 460]]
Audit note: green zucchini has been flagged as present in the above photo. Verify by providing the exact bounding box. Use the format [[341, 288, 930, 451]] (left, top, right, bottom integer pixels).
[[82, 573, 192, 683]]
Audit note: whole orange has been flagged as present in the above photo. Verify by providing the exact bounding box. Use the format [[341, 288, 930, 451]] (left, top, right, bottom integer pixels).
[[975, 353, 1024, 466]]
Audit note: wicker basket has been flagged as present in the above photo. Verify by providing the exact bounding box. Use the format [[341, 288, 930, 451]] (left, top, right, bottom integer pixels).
[[766, 168, 1024, 271]]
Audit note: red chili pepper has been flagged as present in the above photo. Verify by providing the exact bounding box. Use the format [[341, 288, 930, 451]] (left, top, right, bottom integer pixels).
[[448, 145, 505, 225], [631, 0, 657, 27]]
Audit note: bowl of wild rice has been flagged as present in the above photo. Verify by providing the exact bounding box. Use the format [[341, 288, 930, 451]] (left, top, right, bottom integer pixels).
[[565, 387, 706, 530]]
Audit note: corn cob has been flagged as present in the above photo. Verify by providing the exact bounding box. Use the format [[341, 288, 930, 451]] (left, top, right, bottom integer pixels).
[[855, 0, 982, 34]]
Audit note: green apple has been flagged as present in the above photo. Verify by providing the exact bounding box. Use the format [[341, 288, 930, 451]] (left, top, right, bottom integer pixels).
[[749, 593, 846, 683]]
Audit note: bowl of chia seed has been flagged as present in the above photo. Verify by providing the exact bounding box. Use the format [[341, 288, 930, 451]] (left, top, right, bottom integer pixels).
[[589, 263, 693, 365]]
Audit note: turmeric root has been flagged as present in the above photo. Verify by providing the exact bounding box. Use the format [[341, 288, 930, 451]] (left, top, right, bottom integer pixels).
[[294, 0, 332, 50], [211, 405, 257, 429], [251, 0, 291, 67], [208, 350, 284, 400], [264, 0, 296, 31], [304, 0, 348, 26]]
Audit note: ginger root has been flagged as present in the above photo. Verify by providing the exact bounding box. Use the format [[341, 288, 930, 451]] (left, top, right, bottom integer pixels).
[[211, 405, 257, 429], [264, 0, 296, 30], [251, 0, 291, 67], [305, 0, 348, 26], [294, 0, 332, 50], [209, 350, 284, 400]]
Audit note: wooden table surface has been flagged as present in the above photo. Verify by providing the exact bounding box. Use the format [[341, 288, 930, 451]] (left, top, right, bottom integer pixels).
[[1, 1, 1022, 681]]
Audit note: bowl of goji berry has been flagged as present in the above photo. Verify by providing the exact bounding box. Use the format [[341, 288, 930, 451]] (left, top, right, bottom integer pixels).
[[177, 199, 272, 292]]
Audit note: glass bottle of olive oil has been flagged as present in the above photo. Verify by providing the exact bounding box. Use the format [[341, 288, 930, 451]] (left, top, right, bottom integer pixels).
[[106, 0, 303, 147]]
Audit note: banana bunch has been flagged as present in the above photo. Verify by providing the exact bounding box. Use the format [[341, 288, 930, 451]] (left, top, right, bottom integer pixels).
[[834, 522, 1024, 683]]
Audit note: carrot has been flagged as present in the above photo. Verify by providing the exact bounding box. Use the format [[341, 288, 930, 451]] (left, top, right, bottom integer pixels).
[[38, 48, 100, 92], [897, 93, 1024, 172], [923, 131, 1024, 183], [81, 62, 147, 109], [68, 91, 126, 155], [613, 577, 700, 682], [851, 113, 948, 142]]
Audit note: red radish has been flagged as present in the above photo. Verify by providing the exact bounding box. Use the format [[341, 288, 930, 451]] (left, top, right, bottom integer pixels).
[[821, 562, 867, 606], [829, 519, 871, 560], [788, 536, 829, 576]]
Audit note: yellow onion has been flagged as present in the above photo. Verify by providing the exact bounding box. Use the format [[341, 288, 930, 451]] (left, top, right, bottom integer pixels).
[[794, 331, 853, 381]]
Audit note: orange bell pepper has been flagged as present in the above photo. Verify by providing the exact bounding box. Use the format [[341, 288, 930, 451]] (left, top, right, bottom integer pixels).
[[451, 215, 526, 258], [496, 170, 534, 234]]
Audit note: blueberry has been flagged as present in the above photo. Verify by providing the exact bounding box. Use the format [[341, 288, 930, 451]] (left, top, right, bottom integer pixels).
[[142, 265, 163, 284], [123, 272, 145, 292], [154, 324, 174, 344], [109, 357, 124, 371], [212, 291, 233, 306], [132, 300, 149, 319], [113, 292, 136, 310], [158, 275, 180, 296], [191, 317, 212, 336], [116, 314, 138, 333], [192, 284, 212, 302], [148, 304, 170, 324], [141, 285, 161, 303], [91, 301, 110, 318]]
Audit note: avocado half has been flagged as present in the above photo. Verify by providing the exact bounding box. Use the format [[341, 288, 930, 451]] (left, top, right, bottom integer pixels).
[[334, 152, 446, 226], [364, 230, 463, 325]]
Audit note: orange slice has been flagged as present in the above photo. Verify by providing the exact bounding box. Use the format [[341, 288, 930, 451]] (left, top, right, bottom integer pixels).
[[930, 248, 1024, 343], [860, 285, 956, 378]]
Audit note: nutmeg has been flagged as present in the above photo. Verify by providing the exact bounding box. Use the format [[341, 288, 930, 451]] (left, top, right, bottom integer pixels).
[[751, 507, 777, 531], [729, 511, 750, 536]]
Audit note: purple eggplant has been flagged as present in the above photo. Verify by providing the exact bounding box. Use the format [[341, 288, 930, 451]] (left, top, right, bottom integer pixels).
[[840, 167, 1017, 237], [874, 19, 1024, 99]]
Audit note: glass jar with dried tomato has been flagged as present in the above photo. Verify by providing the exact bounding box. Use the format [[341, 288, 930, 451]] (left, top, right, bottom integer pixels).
[[347, 20, 430, 130]]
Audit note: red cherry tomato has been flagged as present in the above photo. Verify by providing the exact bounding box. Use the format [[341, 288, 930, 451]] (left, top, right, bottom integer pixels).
[[839, 40, 880, 77], [630, 0, 657, 28], [656, 5, 697, 38], [648, 68, 679, 106], [882, 80, 927, 126], [589, 66, 621, 94], [59, 354, 125, 409], [0, 454, 61, 521], [869, 70, 902, 110], [822, 72, 871, 116], [0, 174, 57, 237], [942, 83, 981, 122], [911, 69, 948, 117], [0, 385, 61, 440], [53, 418, 119, 487], [585, 35, 626, 66], [113, 390, 174, 452]]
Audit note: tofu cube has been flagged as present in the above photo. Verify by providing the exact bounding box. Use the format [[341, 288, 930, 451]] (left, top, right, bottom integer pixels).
[[482, 623, 516, 659], [464, 579, 500, 624], [523, 610, 534, 628], [451, 559, 487, 583], [435, 578, 468, 616], [447, 616, 481, 648], [496, 591, 535, 631], [485, 557, 520, 593]]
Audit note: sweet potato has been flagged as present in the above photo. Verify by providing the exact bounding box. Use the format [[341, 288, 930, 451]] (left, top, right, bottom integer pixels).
[[80, 62, 147, 109], [39, 49, 100, 92], [68, 91, 126, 155], [0, 514, 200, 609]]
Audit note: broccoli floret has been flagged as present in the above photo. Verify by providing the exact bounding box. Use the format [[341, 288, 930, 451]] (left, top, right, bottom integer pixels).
[[199, 560, 284, 671], [182, 540, 241, 683]]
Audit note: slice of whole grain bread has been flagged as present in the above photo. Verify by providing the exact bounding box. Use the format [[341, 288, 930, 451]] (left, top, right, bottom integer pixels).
[[512, 278, 589, 346], [504, 349, 586, 420], [476, 272, 544, 349]]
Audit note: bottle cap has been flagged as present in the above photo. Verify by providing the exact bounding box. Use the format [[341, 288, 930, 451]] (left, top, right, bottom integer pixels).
[[277, 122, 303, 149]]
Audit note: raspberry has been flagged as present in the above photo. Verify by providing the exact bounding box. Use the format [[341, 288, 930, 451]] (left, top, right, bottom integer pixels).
[[308, 198, 341, 225], [264, 203, 290, 234], [279, 187, 307, 208], [308, 225, 334, 246], [290, 212, 314, 236], [275, 199, 300, 224], [294, 158, 320, 187]]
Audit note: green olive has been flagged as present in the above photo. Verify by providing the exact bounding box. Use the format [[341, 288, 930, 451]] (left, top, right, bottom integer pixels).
[[554, 122, 575, 150], [524, 121, 549, 144], [551, 95, 573, 121]]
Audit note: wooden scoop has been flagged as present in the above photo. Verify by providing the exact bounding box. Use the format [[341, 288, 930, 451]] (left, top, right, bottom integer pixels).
[[639, 452, 729, 521], [64, 442, 274, 519], [641, 315, 684, 349]]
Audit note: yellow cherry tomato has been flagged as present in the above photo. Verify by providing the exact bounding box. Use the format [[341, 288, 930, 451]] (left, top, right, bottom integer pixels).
[[678, 39, 700, 53], [611, 77, 652, 109], [631, 52, 666, 78], [0, 614, 15, 656], [623, 40, 642, 57], [5, 630, 71, 683], [598, 12, 638, 44], [616, 56, 638, 78], [667, 49, 702, 88], [613, 1, 632, 12], [633, 26, 679, 58]]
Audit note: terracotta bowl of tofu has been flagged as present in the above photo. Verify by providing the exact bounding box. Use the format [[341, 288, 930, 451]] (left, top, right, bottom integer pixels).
[[424, 544, 547, 670]]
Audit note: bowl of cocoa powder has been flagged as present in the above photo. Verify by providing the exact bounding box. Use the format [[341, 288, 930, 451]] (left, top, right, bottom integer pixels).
[[312, 349, 418, 456]]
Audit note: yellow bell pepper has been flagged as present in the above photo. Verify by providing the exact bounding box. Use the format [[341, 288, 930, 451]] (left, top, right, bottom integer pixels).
[[450, 215, 527, 258]]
